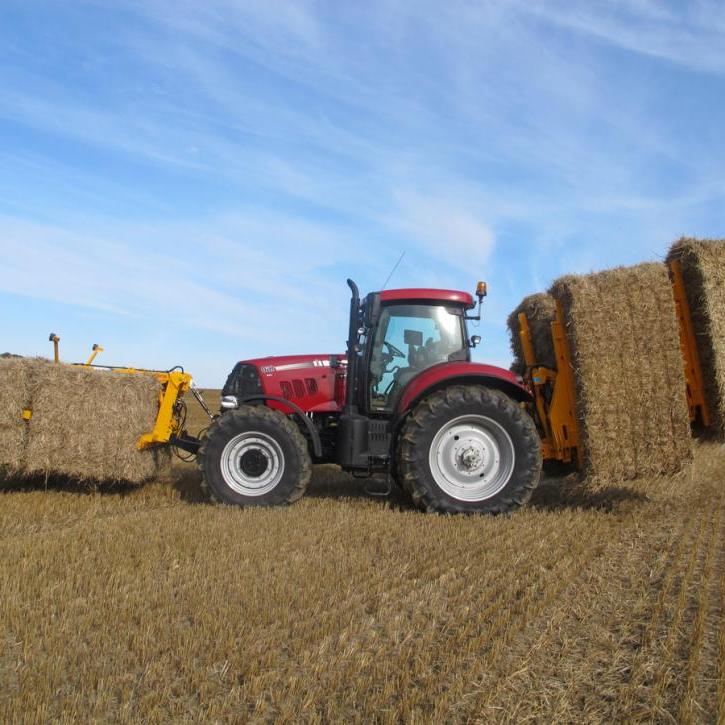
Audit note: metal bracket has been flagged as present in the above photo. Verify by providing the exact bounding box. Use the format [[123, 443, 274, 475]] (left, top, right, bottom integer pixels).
[[518, 307, 580, 466], [669, 259, 711, 427]]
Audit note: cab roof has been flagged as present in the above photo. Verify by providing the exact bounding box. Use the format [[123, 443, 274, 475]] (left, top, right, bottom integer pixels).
[[378, 288, 474, 307]]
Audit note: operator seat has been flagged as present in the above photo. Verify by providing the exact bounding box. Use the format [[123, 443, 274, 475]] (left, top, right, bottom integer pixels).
[[385, 367, 418, 411], [392, 367, 419, 390], [389, 339, 464, 407], [385, 344, 426, 408]]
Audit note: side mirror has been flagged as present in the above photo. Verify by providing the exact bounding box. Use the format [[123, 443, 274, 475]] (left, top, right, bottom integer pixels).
[[470, 335, 481, 348], [404, 329, 423, 347]]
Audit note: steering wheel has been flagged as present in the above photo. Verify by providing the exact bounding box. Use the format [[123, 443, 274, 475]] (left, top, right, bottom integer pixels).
[[384, 341, 405, 359]]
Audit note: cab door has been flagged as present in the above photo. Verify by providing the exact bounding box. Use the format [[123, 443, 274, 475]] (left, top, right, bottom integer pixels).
[[367, 303, 467, 413]]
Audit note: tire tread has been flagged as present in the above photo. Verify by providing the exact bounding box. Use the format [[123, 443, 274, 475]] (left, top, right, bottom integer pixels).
[[398, 385, 542, 514], [199, 405, 311, 506]]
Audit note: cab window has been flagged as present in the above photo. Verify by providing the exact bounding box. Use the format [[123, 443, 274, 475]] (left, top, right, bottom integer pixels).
[[368, 303, 466, 412]]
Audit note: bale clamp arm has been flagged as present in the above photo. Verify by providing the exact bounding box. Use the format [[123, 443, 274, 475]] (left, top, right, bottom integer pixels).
[[668, 260, 711, 428], [139, 370, 194, 450], [518, 303, 580, 465], [73, 366, 196, 450], [42, 333, 208, 452]]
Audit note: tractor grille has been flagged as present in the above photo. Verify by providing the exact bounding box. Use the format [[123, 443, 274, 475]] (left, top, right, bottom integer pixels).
[[280, 378, 317, 400]]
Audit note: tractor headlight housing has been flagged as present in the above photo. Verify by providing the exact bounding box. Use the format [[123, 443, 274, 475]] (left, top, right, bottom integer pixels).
[[222, 363, 263, 401]]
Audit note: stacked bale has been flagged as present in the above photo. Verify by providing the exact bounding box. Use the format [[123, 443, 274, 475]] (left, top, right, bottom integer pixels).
[[507, 293, 557, 374], [667, 238, 725, 437], [0, 358, 31, 472], [550, 263, 692, 482], [1, 358, 167, 483]]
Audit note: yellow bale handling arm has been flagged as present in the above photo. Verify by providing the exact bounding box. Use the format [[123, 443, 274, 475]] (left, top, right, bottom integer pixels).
[[518, 303, 580, 466], [70, 366, 207, 451], [103, 368, 197, 450], [518, 263, 712, 466], [42, 335, 211, 452], [668, 260, 711, 428]]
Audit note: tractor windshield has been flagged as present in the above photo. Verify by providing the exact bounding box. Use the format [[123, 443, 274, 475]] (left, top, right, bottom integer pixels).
[[368, 303, 467, 412]]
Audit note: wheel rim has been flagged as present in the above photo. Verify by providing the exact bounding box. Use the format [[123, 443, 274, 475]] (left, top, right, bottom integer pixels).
[[220, 432, 285, 496], [428, 414, 515, 502]]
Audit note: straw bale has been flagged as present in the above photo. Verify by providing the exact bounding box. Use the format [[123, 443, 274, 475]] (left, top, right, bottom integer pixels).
[[550, 263, 692, 482], [507, 293, 557, 374], [667, 238, 725, 437], [0, 358, 30, 471], [23, 360, 166, 483]]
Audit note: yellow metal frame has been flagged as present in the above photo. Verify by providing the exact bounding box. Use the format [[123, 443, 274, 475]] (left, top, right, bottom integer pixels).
[[50, 334, 60, 363], [519, 262, 712, 463], [22, 366, 191, 450], [63, 365, 193, 450], [106, 368, 193, 449], [85, 344, 104, 366], [39, 334, 193, 449], [669, 260, 711, 428], [518, 303, 580, 465]]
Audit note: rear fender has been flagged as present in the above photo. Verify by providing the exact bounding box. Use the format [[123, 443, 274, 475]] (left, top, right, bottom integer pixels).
[[394, 363, 532, 424]]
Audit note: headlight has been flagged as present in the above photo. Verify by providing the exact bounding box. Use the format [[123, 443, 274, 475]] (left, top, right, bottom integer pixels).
[[220, 395, 238, 410]]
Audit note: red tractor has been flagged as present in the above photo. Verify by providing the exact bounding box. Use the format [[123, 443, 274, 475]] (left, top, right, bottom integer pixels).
[[197, 281, 542, 513]]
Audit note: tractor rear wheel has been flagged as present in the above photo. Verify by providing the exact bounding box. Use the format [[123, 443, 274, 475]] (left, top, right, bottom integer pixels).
[[199, 405, 311, 507], [397, 385, 541, 514]]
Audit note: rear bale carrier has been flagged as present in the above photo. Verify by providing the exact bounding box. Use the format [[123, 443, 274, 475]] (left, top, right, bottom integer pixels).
[[507, 293, 557, 374], [549, 263, 692, 482]]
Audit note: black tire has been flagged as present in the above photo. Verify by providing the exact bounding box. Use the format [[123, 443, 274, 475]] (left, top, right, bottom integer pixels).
[[397, 385, 542, 514], [199, 405, 311, 507]]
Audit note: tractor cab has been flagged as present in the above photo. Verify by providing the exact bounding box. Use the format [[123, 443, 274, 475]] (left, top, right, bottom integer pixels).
[[361, 289, 479, 414], [342, 284, 486, 417]]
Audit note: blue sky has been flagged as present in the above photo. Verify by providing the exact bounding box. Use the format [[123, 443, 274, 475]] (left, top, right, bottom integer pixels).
[[1, 1, 724, 386]]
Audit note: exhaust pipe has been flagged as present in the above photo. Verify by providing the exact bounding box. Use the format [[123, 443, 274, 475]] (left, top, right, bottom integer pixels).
[[344, 278, 360, 414]]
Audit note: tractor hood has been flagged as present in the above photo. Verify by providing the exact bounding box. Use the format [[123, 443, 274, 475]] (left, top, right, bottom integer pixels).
[[242, 354, 346, 375], [232, 354, 347, 414]]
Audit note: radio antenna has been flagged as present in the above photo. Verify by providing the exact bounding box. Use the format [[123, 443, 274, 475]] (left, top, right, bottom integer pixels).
[[381, 250, 405, 290]]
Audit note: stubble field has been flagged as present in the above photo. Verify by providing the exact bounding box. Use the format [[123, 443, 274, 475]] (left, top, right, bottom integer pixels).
[[1, 392, 724, 722]]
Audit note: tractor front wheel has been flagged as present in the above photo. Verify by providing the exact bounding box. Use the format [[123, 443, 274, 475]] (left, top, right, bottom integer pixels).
[[397, 385, 542, 514], [199, 405, 311, 507]]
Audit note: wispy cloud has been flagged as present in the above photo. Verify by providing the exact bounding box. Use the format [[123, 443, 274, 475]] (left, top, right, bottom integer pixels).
[[1, 0, 724, 382], [515, 1, 725, 75]]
